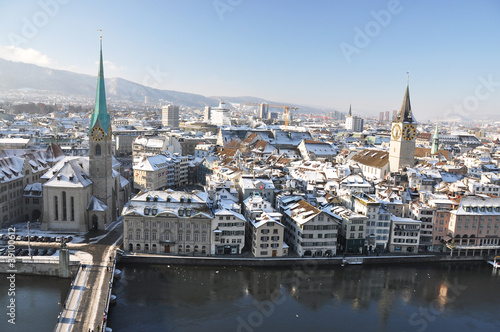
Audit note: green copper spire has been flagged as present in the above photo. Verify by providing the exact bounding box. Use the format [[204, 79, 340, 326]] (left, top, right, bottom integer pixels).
[[431, 122, 439, 155], [89, 36, 110, 135]]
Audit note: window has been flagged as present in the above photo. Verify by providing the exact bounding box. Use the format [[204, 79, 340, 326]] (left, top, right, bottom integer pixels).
[[128, 232, 133, 240], [62, 192, 67, 220], [194, 233, 199, 242], [186, 232, 191, 241], [178, 232, 183, 241], [70, 197, 75, 221], [145, 231, 149, 240], [54, 196, 59, 220], [136, 230, 141, 240], [95, 144, 101, 156], [202, 232, 207, 242], [152, 231, 157, 241], [165, 232, 170, 241]]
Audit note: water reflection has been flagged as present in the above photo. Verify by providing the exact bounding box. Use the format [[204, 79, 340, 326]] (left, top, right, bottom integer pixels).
[[108, 263, 500, 332]]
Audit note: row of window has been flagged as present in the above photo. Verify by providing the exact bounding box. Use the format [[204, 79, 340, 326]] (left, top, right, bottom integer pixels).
[[54, 192, 75, 221]]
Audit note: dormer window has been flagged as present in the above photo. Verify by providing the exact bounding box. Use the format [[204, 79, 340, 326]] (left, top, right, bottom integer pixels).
[[152, 207, 158, 215], [144, 207, 151, 215], [166, 196, 171, 202], [153, 195, 159, 202], [187, 197, 192, 203], [180, 196, 185, 203], [186, 209, 192, 217], [146, 195, 152, 202], [178, 208, 184, 216]]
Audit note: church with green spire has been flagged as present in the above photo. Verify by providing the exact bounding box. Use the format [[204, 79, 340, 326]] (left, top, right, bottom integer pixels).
[[42, 38, 130, 232]]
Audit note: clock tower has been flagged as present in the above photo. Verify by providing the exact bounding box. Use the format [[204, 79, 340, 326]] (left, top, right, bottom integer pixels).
[[389, 83, 416, 172], [88, 36, 114, 228]]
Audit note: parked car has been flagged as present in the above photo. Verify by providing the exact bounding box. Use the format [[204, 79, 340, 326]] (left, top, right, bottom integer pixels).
[[20, 249, 29, 256], [22, 236, 28, 241], [49, 237, 56, 242], [39, 249, 47, 256], [47, 248, 56, 256], [56, 237, 62, 242]]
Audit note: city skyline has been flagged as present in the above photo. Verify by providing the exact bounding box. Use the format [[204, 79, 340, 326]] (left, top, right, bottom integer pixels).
[[0, 0, 499, 120]]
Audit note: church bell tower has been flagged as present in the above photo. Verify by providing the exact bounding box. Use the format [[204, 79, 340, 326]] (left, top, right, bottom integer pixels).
[[88, 34, 114, 228], [389, 82, 416, 172]]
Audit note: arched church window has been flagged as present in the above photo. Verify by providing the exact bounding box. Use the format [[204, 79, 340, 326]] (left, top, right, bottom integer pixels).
[[96, 144, 101, 156]]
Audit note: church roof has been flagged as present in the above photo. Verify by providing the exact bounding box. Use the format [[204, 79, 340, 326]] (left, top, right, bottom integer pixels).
[[87, 195, 108, 211], [394, 84, 413, 123], [44, 158, 93, 188], [89, 38, 111, 135]]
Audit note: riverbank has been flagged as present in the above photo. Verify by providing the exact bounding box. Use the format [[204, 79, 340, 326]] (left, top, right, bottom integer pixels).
[[117, 252, 494, 267]]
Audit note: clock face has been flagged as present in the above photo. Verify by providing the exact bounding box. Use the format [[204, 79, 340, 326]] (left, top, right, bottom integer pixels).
[[391, 124, 401, 140], [91, 127, 105, 141], [402, 124, 416, 141]]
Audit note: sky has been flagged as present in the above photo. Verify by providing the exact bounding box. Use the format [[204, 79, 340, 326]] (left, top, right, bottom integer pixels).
[[0, 0, 499, 120]]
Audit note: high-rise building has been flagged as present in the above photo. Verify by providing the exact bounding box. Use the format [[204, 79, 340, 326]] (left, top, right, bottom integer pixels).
[[204, 106, 211, 122], [162, 104, 180, 129], [259, 103, 268, 119], [210, 102, 231, 126], [345, 105, 364, 132], [385, 111, 390, 122], [389, 84, 416, 172], [392, 109, 397, 120], [379, 112, 384, 122]]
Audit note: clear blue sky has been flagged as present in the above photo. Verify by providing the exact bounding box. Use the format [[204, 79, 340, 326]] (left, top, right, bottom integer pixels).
[[0, 0, 499, 120]]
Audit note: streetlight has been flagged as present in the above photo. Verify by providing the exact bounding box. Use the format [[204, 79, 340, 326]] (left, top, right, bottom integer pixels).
[[27, 220, 31, 259]]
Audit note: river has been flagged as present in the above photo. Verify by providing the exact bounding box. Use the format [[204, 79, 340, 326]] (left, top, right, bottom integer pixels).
[[107, 262, 500, 332], [0, 274, 70, 332]]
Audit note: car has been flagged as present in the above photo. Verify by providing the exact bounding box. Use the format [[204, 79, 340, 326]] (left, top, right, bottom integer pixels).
[[20, 249, 29, 256], [30, 236, 38, 242], [15, 248, 22, 256], [29, 248, 38, 256], [39, 249, 47, 256], [22, 236, 28, 241], [66, 236, 73, 242], [49, 237, 56, 242], [47, 248, 56, 256], [56, 237, 62, 242]]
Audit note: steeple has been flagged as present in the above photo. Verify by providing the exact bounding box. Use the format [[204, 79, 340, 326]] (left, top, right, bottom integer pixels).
[[431, 122, 439, 155], [89, 34, 111, 135], [394, 83, 413, 123], [348, 104, 352, 117]]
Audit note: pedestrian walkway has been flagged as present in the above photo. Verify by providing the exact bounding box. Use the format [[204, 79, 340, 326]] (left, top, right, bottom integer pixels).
[[54, 222, 122, 332]]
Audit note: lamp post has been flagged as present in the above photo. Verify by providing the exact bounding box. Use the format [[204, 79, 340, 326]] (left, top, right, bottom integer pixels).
[[27, 220, 32, 258]]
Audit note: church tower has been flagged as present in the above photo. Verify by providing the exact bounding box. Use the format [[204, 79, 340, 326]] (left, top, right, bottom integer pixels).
[[431, 122, 439, 155], [88, 35, 114, 229], [389, 83, 416, 172]]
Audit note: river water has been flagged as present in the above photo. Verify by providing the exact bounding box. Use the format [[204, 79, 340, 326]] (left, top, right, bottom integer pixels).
[[0, 274, 70, 332], [107, 262, 500, 332]]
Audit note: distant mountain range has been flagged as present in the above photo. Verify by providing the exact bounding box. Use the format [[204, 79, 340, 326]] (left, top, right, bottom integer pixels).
[[0, 58, 318, 112]]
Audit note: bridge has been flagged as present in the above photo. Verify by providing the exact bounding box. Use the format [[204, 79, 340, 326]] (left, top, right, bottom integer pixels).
[[54, 221, 122, 332]]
